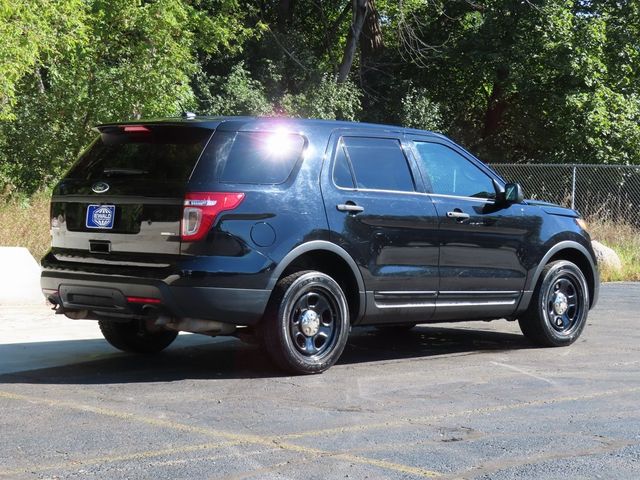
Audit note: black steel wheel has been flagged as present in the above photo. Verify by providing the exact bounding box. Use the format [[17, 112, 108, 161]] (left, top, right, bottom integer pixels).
[[519, 260, 590, 346], [261, 270, 350, 374], [98, 318, 178, 354]]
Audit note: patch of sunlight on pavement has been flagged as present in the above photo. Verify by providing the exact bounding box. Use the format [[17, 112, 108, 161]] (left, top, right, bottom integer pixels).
[[0, 304, 214, 375]]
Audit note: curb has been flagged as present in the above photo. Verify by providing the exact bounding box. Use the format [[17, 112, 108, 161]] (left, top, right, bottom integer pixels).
[[0, 247, 43, 306]]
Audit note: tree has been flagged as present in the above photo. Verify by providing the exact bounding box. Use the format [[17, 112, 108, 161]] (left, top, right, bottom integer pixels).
[[0, 0, 252, 192], [389, 0, 640, 164], [337, 0, 369, 83], [0, 0, 86, 120], [3, 0, 640, 195]]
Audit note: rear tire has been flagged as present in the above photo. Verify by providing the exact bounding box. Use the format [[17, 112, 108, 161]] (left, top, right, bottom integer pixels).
[[518, 260, 589, 347], [261, 270, 350, 374], [98, 319, 178, 354]]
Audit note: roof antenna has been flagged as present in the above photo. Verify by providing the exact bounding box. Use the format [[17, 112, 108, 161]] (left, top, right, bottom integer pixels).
[[178, 101, 196, 120]]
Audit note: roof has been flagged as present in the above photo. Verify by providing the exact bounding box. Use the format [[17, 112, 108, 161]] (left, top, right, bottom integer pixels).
[[95, 115, 446, 139]]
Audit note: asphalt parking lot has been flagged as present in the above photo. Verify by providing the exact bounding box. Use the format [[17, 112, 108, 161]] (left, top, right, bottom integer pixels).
[[1, 282, 639, 479]]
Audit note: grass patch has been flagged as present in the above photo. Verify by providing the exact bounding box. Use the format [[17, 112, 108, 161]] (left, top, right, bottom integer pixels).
[[586, 217, 640, 282], [0, 191, 51, 262], [0, 192, 638, 282]]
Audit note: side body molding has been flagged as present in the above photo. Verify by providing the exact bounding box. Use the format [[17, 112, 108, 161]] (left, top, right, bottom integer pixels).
[[266, 240, 367, 321]]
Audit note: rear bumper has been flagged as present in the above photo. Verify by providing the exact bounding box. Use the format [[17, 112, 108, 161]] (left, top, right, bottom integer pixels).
[[41, 270, 271, 326]]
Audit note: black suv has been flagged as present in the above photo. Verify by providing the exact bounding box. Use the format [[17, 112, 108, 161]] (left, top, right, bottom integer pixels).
[[41, 117, 599, 374]]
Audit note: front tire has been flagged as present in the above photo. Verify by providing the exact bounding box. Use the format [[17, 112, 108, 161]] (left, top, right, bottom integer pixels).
[[98, 319, 178, 354], [261, 271, 350, 374], [519, 260, 589, 347]]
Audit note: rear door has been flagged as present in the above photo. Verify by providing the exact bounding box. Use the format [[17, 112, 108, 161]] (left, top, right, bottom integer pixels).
[[321, 131, 440, 324], [50, 125, 213, 261]]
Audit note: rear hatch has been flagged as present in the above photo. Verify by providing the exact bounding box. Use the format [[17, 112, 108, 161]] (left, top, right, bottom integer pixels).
[[50, 124, 213, 263]]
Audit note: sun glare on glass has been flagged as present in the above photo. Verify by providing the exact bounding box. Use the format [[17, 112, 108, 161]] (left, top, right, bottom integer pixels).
[[264, 131, 295, 157]]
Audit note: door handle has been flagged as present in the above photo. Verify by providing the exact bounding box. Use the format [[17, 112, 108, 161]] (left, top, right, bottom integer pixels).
[[446, 210, 470, 220], [337, 203, 364, 214]]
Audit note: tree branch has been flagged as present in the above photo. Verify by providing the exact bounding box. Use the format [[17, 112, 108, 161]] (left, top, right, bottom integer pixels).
[[337, 0, 369, 83]]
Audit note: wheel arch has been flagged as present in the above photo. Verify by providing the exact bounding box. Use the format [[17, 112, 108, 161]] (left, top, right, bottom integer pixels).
[[525, 241, 599, 309], [267, 241, 366, 323]]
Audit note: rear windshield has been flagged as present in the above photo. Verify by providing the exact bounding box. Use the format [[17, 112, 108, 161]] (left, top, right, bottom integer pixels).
[[195, 131, 305, 184], [66, 126, 212, 181]]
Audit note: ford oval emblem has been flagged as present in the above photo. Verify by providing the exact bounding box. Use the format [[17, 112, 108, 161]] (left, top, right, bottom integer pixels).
[[92, 182, 110, 194]]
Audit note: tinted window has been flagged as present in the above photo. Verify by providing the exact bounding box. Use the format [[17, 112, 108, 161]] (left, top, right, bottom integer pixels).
[[67, 126, 211, 181], [341, 137, 415, 192], [199, 131, 305, 184], [333, 141, 355, 188], [413, 142, 495, 198]]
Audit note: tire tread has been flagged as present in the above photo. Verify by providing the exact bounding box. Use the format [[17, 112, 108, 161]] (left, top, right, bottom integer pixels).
[[98, 319, 177, 354], [518, 260, 588, 347], [261, 270, 349, 374]]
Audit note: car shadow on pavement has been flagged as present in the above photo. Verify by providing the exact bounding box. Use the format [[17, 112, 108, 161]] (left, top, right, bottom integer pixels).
[[0, 325, 532, 385], [341, 325, 531, 365]]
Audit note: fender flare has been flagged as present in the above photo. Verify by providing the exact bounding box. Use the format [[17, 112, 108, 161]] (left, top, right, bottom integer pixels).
[[266, 240, 366, 319], [522, 240, 599, 309]]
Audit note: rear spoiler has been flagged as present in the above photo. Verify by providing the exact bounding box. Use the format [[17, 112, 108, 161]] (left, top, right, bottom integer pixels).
[[94, 120, 221, 134]]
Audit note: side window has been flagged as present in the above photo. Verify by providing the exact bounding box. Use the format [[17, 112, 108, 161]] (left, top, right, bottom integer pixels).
[[413, 142, 496, 199], [198, 131, 305, 184], [333, 140, 355, 188], [335, 137, 415, 192]]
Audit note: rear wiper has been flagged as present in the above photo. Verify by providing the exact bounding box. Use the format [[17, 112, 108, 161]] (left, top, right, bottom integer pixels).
[[103, 168, 149, 176]]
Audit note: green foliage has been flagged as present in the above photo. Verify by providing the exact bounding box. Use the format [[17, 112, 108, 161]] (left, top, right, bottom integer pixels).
[[195, 63, 273, 116], [0, 0, 86, 120], [0, 0, 252, 192], [394, 0, 640, 165], [280, 77, 362, 120], [2, 0, 640, 194], [0, 189, 52, 261], [401, 86, 444, 132]]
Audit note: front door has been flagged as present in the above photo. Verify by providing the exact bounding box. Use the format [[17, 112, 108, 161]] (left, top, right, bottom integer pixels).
[[321, 131, 440, 324], [409, 137, 536, 321]]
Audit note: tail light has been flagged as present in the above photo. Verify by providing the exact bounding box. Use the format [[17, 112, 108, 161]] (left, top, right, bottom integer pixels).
[[181, 192, 245, 242]]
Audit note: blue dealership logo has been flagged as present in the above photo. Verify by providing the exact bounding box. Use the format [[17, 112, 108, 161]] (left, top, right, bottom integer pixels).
[[86, 204, 115, 229]]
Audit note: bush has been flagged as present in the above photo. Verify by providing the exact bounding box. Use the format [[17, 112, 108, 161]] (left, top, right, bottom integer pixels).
[[401, 86, 444, 132], [195, 63, 273, 116], [0, 191, 51, 262], [586, 217, 640, 282], [280, 77, 362, 121]]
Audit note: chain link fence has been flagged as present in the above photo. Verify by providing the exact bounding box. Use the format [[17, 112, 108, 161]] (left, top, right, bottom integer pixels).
[[489, 164, 640, 225]]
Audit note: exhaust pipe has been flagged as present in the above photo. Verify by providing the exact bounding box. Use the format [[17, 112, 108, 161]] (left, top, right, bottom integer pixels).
[[142, 305, 236, 335], [64, 309, 91, 320], [162, 318, 236, 335], [50, 299, 90, 319]]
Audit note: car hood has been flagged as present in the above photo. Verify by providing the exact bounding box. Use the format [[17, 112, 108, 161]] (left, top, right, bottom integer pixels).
[[525, 199, 580, 218]]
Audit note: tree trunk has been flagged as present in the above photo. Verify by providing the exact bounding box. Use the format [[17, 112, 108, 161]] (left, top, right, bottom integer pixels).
[[320, 2, 351, 72], [360, 0, 383, 60], [483, 66, 509, 138], [337, 0, 369, 83], [278, 0, 294, 31]]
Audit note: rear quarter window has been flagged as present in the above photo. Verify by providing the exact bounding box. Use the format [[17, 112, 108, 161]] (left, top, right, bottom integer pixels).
[[197, 131, 305, 185]]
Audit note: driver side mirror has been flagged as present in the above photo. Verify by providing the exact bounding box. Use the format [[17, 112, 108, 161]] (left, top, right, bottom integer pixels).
[[504, 182, 524, 204]]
